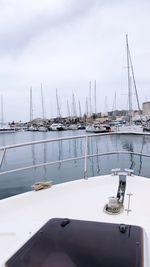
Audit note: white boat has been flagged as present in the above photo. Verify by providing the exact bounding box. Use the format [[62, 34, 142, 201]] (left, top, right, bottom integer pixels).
[[56, 124, 66, 131], [27, 125, 38, 131], [38, 126, 48, 132], [113, 123, 143, 133], [68, 124, 78, 130], [77, 123, 86, 130], [50, 123, 66, 131], [0, 132, 149, 266], [86, 124, 110, 133], [0, 125, 16, 133]]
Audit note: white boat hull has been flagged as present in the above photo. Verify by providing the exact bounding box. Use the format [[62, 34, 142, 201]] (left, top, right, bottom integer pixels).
[[0, 173, 149, 266]]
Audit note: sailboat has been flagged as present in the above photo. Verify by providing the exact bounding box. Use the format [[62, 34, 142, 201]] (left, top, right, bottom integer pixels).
[[27, 87, 38, 131], [115, 35, 143, 133], [0, 95, 16, 133], [50, 89, 66, 131], [37, 84, 48, 132]]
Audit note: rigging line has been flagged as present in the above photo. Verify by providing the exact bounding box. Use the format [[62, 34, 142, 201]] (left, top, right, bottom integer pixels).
[[126, 34, 132, 124], [128, 46, 142, 122]]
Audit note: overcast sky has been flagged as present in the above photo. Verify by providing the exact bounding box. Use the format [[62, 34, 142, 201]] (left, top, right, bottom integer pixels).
[[0, 0, 150, 122]]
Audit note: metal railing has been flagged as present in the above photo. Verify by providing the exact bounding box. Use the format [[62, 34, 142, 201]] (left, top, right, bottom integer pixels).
[[0, 132, 150, 178]]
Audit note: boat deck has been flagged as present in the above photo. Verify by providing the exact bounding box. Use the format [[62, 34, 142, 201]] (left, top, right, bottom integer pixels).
[[0, 174, 150, 266]]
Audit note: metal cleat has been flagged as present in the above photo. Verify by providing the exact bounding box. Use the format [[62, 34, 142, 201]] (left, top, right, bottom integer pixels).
[[124, 168, 134, 176], [111, 168, 121, 175]]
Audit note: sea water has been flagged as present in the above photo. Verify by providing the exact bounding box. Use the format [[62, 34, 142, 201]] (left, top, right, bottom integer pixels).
[[0, 130, 150, 199]]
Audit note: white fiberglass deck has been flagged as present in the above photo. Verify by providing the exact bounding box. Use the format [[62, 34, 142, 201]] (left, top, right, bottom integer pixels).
[[0, 173, 150, 266]]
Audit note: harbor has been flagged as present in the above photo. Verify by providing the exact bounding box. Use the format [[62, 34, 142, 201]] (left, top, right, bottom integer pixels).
[[1, 1, 150, 265]]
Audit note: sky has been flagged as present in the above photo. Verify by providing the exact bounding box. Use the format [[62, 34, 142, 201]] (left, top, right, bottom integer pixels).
[[0, 0, 150, 122]]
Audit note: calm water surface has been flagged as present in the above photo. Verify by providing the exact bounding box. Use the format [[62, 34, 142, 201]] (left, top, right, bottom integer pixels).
[[0, 130, 150, 199]]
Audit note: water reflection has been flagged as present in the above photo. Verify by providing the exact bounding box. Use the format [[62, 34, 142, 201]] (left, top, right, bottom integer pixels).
[[90, 137, 94, 176], [73, 138, 77, 166], [95, 138, 100, 174], [31, 133, 36, 167], [58, 138, 62, 169], [87, 136, 101, 177], [43, 135, 47, 180], [0, 134, 6, 166], [138, 135, 145, 176]]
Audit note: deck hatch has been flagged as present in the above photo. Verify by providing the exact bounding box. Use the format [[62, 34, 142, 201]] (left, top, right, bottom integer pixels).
[[5, 218, 143, 267]]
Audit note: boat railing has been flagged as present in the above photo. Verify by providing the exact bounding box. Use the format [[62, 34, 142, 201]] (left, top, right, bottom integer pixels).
[[0, 132, 150, 178]]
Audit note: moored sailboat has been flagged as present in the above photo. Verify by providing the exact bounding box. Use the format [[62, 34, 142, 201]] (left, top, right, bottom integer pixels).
[[37, 84, 48, 132], [27, 87, 38, 131], [114, 35, 143, 133], [0, 95, 16, 133]]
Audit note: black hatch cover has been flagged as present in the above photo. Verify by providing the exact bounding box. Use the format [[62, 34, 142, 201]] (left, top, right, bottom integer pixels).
[[5, 218, 143, 267]]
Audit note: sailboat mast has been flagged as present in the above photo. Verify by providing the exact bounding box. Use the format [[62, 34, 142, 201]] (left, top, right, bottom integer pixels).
[[126, 34, 132, 124], [85, 97, 88, 117], [72, 93, 77, 117], [112, 91, 117, 117], [94, 80, 97, 114], [89, 81, 92, 116], [56, 88, 61, 118], [1, 95, 4, 127], [67, 100, 70, 118], [78, 100, 82, 118], [104, 96, 108, 116], [30, 87, 33, 122], [41, 84, 45, 119]]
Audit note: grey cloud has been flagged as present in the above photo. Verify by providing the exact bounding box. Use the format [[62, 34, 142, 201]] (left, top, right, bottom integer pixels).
[[0, 0, 100, 57]]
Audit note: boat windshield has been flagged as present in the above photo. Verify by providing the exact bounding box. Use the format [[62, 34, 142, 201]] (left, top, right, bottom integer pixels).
[[6, 218, 143, 267]]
